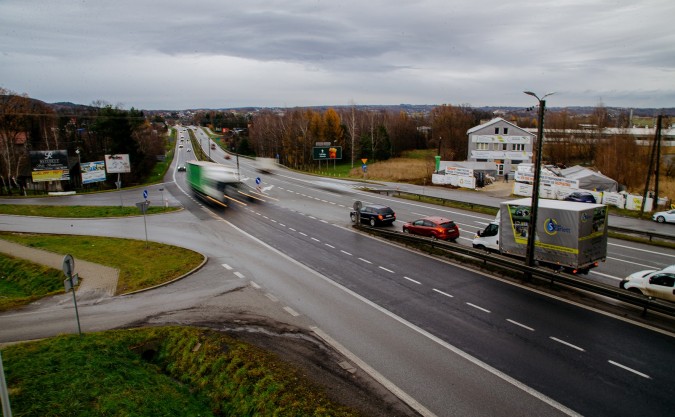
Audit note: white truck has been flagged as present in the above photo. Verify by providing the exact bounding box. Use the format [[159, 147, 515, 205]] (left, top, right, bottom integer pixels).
[[472, 198, 608, 274]]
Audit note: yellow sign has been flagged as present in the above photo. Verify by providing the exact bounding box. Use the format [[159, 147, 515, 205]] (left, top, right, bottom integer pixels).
[[361, 158, 368, 164], [32, 169, 68, 182]]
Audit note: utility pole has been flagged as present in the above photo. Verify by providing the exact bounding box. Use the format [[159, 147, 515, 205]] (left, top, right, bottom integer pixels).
[[523, 91, 555, 268]]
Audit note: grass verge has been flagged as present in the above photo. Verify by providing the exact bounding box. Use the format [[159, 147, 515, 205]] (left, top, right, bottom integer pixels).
[[0, 204, 179, 217], [0, 232, 203, 297], [1, 326, 359, 416], [0, 254, 65, 311]]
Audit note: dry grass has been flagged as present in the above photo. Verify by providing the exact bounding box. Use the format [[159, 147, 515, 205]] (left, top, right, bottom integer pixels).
[[349, 158, 436, 184]]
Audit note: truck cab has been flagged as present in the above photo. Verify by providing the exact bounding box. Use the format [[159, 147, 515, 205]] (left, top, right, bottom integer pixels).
[[473, 221, 499, 251]]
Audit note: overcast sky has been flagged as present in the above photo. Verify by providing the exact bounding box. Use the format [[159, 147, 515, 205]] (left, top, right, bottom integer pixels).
[[1, 0, 673, 110]]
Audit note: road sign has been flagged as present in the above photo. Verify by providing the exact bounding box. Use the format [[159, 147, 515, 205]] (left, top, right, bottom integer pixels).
[[143, 189, 148, 199], [64, 273, 79, 292], [62, 254, 74, 277], [256, 177, 261, 185], [361, 158, 368, 164]]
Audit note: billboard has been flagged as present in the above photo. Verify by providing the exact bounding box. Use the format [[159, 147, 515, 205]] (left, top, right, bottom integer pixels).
[[312, 146, 342, 160], [104, 154, 131, 173], [81, 161, 107, 184], [29, 150, 70, 182]]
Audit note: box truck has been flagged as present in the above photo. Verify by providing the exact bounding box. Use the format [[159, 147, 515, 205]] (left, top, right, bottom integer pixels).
[[472, 198, 608, 274]]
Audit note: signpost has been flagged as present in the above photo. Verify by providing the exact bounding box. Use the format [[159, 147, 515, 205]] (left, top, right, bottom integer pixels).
[[62, 254, 82, 336], [137, 190, 150, 247]]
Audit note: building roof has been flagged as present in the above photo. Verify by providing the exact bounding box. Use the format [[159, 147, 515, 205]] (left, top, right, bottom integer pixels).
[[467, 117, 534, 136]]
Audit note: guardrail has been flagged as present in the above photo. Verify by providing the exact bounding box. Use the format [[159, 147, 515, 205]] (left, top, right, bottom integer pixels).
[[355, 224, 675, 318], [366, 188, 675, 244]]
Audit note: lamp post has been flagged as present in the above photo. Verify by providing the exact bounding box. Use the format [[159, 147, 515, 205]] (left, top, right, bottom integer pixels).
[[523, 91, 555, 268]]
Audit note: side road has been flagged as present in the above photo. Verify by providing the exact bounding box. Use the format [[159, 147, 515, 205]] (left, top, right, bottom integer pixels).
[[0, 239, 119, 300]]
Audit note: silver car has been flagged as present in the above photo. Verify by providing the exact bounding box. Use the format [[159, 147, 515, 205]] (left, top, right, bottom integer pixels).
[[620, 265, 675, 302]]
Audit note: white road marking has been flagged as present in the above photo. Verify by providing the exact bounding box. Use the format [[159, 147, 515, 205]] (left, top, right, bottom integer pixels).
[[379, 266, 394, 273], [507, 319, 535, 331], [234, 271, 245, 279], [265, 293, 279, 302], [404, 276, 421, 285], [289, 228, 296, 232], [550, 337, 585, 352], [609, 242, 675, 258], [284, 306, 300, 317], [221, 263, 233, 270], [432, 288, 453, 298], [299, 232, 308, 236], [359, 258, 372, 264], [250, 281, 261, 289], [311, 237, 320, 242], [325, 243, 336, 249], [466, 302, 491, 313], [608, 360, 651, 379], [341, 250, 352, 256]]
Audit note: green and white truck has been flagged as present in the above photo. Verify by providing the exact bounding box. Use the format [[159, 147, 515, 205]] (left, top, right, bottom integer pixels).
[[473, 198, 608, 274]]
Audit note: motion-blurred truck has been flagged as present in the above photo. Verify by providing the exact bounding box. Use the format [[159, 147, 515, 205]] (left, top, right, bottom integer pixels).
[[472, 198, 608, 274], [186, 160, 243, 207]]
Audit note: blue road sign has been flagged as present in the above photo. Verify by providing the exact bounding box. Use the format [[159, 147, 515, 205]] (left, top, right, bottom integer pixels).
[[255, 177, 261, 185], [143, 189, 148, 199]]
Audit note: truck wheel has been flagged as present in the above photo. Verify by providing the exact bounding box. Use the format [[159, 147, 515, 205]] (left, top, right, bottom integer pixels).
[[369, 218, 376, 227]]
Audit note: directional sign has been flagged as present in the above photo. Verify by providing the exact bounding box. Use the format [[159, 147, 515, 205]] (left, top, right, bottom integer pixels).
[[256, 177, 261, 185], [143, 189, 148, 199], [62, 254, 74, 277]]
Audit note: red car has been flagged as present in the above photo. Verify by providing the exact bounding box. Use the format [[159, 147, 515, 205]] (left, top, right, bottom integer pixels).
[[403, 216, 460, 242]]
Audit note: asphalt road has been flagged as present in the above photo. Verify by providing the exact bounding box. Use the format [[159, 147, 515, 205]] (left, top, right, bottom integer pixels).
[[1, 126, 674, 416]]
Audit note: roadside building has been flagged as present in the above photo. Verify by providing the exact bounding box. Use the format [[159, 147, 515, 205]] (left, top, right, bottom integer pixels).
[[466, 117, 535, 179]]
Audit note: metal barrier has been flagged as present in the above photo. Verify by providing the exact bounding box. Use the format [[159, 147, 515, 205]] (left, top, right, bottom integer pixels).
[[355, 224, 675, 318], [367, 188, 675, 244]]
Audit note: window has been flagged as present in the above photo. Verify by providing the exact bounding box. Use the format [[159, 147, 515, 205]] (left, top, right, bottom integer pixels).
[[650, 274, 675, 287], [476, 143, 489, 150], [513, 144, 525, 151], [494, 127, 499, 134], [503, 128, 509, 134], [502, 144, 507, 151], [494, 143, 501, 150]]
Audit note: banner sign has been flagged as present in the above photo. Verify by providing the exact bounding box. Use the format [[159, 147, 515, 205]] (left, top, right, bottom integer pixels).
[[472, 135, 531, 144], [81, 161, 107, 184], [29, 150, 70, 181], [471, 150, 532, 160], [312, 146, 342, 160], [104, 154, 131, 173], [444, 166, 473, 177], [514, 172, 580, 188]]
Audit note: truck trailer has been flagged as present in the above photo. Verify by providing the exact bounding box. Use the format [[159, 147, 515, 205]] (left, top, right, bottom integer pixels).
[[186, 160, 242, 207], [472, 198, 608, 274]]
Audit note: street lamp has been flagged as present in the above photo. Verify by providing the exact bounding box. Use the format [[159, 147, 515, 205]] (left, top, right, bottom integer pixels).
[[523, 91, 555, 268]]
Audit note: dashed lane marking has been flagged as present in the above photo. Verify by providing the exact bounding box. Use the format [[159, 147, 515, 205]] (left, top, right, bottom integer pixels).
[[550, 337, 585, 352]]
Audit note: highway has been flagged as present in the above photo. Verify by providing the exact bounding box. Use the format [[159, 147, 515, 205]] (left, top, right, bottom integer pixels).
[[1, 126, 674, 416]]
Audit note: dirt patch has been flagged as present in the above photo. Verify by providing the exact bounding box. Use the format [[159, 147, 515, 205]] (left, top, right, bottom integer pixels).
[[125, 306, 420, 417]]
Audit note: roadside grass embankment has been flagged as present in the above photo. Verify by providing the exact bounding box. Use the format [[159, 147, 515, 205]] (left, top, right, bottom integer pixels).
[[0, 232, 203, 305], [0, 204, 179, 217], [1, 326, 359, 417]]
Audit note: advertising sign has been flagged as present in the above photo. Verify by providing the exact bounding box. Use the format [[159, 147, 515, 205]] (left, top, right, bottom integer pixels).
[[104, 154, 131, 173], [81, 161, 107, 184], [29, 150, 70, 182], [312, 146, 342, 160]]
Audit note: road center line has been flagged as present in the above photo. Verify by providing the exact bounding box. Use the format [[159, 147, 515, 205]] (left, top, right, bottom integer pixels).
[[325, 243, 336, 248], [284, 306, 300, 317], [608, 360, 651, 379], [221, 263, 233, 270], [379, 266, 395, 273], [507, 319, 535, 331], [358, 257, 372, 264], [432, 288, 453, 298], [550, 337, 585, 352], [233, 271, 245, 279], [341, 250, 352, 256], [466, 302, 491, 313], [404, 276, 421, 285]]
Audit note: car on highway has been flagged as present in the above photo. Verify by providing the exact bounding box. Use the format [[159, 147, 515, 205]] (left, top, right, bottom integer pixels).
[[652, 209, 675, 223], [563, 191, 597, 203], [403, 216, 460, 242], [620, 265, 675, 302], [350, 204, 396, 226], [177, 165, 186, 172]]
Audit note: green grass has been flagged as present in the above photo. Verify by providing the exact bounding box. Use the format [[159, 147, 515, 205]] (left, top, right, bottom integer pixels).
[[1, 326, 358, 417], [0, 233, 203, 296], [0, 204, 178, 217], [0, 254, 65, 311]]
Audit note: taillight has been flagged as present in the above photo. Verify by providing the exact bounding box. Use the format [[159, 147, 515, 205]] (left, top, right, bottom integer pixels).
[[436, 227, 445, 234], [378, 215, 383, 220]]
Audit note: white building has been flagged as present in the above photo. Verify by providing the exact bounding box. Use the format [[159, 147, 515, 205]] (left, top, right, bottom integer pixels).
[[466, 117, 535, 177]]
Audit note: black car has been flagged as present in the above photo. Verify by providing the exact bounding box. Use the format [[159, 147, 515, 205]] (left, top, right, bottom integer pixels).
[[350, 204, 396, 226], [563, 191, 596, 203]]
